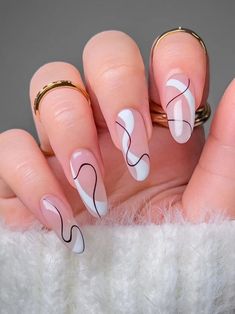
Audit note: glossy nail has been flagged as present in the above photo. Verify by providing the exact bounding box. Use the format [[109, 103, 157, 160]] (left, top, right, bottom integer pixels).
[[40, 195, 85, 254], [165, 73, 195, 143], [70, 149, 108, 218], [115, 108, 150, 181]]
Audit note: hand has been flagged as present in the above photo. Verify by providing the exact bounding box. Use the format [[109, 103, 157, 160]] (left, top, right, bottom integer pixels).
[[0, 30, 234, 254]]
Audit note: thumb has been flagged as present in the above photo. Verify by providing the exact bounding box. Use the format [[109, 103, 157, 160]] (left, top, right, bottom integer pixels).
[[182, 78, 235, 221]]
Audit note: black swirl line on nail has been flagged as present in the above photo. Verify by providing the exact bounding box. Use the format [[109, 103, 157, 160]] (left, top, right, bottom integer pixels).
[[43, 199, 85, 254], [73, 163, 101, 218], [167, 119, 193, 132], [166, 78, 190, 109], [115, 120, 150, 167]]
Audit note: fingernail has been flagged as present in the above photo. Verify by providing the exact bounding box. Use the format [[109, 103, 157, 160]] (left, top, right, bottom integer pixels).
[[165, 73, 195, 143], [115, 108, 150, 181], [70, 149, 108, 218], [40, 195, 85, 254]]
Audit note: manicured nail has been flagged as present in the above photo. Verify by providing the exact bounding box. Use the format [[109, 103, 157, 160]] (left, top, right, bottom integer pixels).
[[70, 149, 108, 218], [115, 108, 150, 181], [40, 195, 85, 254], [165, 73, 195, 143]]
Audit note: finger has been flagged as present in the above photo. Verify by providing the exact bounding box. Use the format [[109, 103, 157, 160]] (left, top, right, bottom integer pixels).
[[149, 28, 208, 143], [0, 178, 15, 198], [0, 129, 85, 254], [83, 30, 152, 182], [0, 197, 35, 227], [30, 62, 108, 218], [182, 79, 235, 221]]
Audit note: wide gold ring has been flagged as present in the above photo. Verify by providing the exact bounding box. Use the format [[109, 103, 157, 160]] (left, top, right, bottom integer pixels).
[[33, 80, 91, 116], [149, 26, 211, 128]]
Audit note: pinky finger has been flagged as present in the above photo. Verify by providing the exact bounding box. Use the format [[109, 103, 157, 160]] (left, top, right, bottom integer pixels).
[[0, 129, 85, 254], [0, 197, 35, 227]]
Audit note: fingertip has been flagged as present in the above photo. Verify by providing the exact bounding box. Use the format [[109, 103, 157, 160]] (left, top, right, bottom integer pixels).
[[223, 77, 235, 97], [209, 77, 235, 145]]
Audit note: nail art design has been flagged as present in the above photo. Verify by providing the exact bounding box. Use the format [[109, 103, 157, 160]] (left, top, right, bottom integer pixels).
[[70, 149, 108, 218], [40, 196, 85, 254], [165, 73, 195, 143], [115, 108, 150, 181]]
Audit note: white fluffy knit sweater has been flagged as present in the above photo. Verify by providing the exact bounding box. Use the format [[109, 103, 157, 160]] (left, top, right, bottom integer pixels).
[[0, 204, 235, 314]]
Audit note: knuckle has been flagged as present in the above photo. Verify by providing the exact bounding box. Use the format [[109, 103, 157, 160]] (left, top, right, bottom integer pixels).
[[0, 130, 40, 185], [96, 63, 144, 84], [15, 159, 33, 177], [14, 159, 39, 186], [0, 129, 33, 147], [51, 99, 89, 129]]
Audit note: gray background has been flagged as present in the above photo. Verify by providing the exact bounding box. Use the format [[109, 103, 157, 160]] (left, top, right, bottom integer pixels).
[[0, 0, 234, 137]]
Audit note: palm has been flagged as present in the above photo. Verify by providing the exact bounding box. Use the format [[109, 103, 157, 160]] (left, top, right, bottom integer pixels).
[[48, 124, 205, 223]]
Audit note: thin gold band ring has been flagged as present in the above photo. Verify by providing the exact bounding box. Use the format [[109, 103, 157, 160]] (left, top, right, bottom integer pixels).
[[34, 80, 91, 156], [33, 80, 91, 116], [149, 26, 211, 128], [150, 26, 207, 56]]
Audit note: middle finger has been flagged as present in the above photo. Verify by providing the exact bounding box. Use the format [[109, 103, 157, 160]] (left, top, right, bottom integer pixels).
[[83, 30, 152, 182]]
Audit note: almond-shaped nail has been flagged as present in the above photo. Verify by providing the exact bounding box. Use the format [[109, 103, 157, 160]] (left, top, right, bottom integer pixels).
[[165, 73, 195, 143], [115, 108, 150, 181], [40, 195, 85, 254], [70, 149, 108, 218]]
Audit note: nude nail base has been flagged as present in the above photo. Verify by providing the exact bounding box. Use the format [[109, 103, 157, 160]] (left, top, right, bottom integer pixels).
[[40, 195, 85, 254], [70, 149, 108, 218]]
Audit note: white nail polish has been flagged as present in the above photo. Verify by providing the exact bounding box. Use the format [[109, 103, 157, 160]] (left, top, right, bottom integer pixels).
[[70, 149, 108, 218], [115, 108, 150, 181], [165, 73, 195, 143]]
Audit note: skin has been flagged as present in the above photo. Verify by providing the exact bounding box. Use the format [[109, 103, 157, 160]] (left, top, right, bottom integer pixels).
[[0, 30, 234, 230]]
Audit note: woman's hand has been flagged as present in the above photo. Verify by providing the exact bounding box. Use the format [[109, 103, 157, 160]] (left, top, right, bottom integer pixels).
[[0, 30, 234, 253]]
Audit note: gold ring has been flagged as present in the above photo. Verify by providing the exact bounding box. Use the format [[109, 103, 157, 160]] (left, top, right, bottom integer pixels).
[[33, 80, 91, 116], [35, 80, 91, 156], [40, 145, 55, 157], [150, 26, 207, 56], [150, 26, 210, 128], [150, 100, 211, 128]]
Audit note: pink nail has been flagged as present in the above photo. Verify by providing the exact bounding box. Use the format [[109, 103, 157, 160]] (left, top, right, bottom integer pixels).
[[70, 149, 108, 218], [40, 195, 85, 254], [115, 108, 150, 181], [165, 73, 195, 143]]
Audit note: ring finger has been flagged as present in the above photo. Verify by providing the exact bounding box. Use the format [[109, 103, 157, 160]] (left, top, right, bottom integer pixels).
[[149, 27, 209, 143]]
